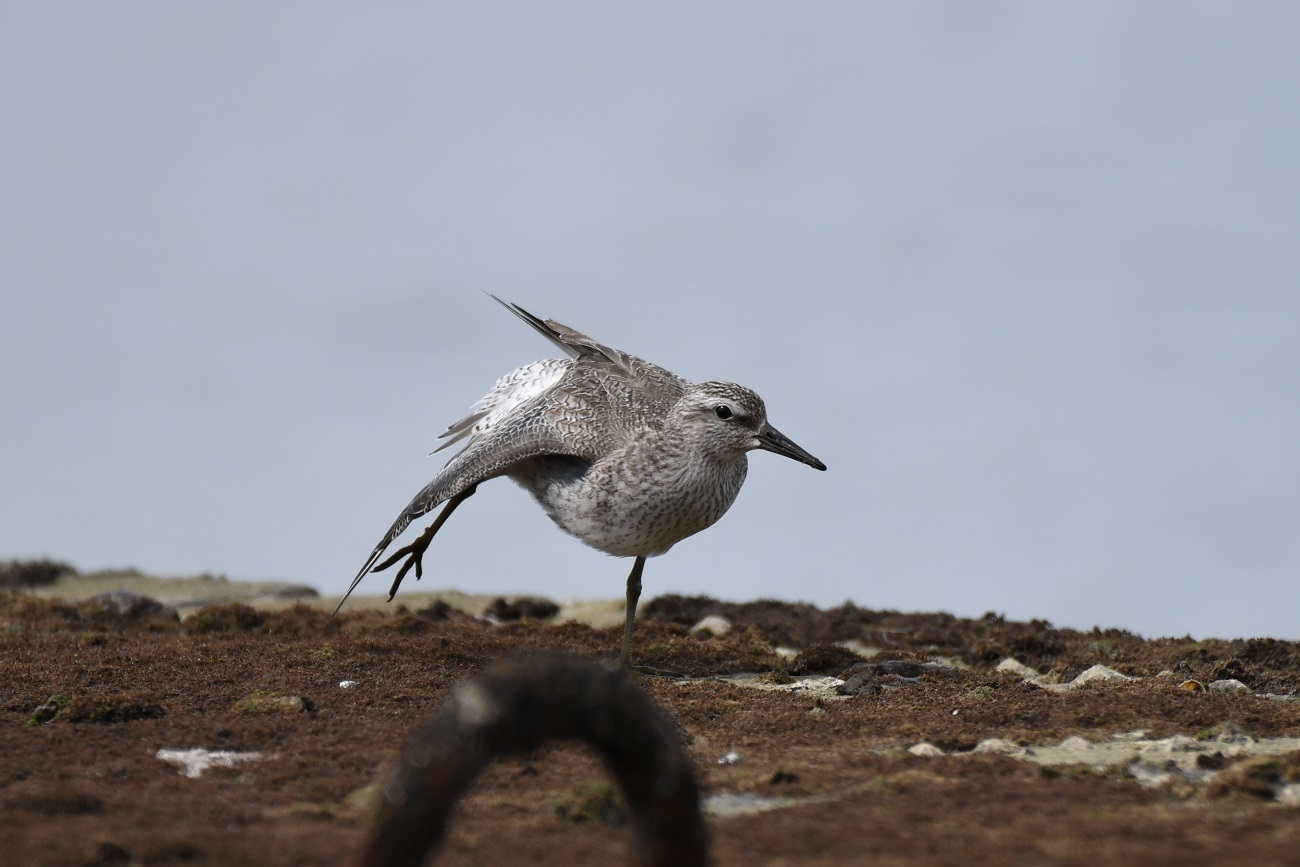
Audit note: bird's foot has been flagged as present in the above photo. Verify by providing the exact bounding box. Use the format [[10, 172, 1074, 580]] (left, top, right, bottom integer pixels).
[[624, 660, 687, 679], [371, 531, 433, 599], [367, 487, 476, 602]]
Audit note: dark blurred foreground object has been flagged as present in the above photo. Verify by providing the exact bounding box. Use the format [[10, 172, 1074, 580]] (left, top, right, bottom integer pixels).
[[356, 656, 708, 867]]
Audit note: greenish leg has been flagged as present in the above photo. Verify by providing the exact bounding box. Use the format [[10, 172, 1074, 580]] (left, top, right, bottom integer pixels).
[[618, 556, 646, 670]]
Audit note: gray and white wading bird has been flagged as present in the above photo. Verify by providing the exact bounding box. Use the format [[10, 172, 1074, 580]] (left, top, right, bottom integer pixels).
[[336, 297, 826, 672]]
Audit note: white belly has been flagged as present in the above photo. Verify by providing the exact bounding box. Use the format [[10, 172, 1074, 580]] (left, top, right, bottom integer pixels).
[[509, 452, 748, 558]]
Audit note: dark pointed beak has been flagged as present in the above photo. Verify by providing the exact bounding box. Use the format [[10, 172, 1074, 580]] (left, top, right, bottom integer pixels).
[[756, 423, 827, 471]]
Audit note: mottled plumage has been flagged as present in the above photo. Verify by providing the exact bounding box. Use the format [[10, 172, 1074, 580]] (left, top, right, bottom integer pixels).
[[336, 297, 826, 671]]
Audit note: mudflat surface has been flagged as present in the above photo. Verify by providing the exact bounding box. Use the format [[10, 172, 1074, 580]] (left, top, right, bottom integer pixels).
[[5, 584, 1300, 866]]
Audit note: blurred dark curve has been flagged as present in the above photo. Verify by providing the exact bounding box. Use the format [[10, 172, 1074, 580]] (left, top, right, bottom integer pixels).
[[355, 656, 709, 867]]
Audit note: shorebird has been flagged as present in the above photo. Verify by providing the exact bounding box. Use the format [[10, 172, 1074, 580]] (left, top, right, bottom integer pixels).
[[336, 297, 826, 671]]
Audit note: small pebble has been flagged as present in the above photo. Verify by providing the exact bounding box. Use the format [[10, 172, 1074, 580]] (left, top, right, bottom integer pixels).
[[339, 680, 358, 689], [1277, 784, 1300, 807], [717, 750, 741, 765], [689, 615, 732, 638], [836, 671, 881, 696], [1208, 679, 1250, 693], [996, 658, 1040, 679], [1071, 664, 1134, 685]]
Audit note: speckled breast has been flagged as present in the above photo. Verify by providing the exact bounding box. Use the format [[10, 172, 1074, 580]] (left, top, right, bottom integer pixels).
[[511, 452, 749, 558]]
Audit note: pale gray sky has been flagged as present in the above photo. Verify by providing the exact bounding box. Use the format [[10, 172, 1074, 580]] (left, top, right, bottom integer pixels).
[[3, 2, 1298, 639]]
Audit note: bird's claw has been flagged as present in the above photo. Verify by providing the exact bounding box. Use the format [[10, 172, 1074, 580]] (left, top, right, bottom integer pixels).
[[361, 490, 476, 605], [628, 663, 687, 679], [373, 538, 430, 600]]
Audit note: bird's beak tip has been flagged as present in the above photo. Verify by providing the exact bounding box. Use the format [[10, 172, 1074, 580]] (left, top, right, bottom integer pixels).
[[756, 424, 826, 472]]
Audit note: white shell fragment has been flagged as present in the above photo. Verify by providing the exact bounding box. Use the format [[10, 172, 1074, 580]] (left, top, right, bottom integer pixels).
[[156, 748, 264, 778], [689, 615, 732, 638]]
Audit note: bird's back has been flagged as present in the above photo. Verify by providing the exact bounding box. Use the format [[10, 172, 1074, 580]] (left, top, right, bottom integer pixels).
[[436, 301, 693, 467], [539, 352, 690, 456]]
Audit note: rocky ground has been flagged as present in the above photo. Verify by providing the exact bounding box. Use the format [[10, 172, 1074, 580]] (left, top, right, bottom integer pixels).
[[4, 560, 1300, 866]]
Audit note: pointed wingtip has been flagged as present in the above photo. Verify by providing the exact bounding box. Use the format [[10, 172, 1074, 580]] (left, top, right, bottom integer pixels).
[[335, 545, 389, 617], [332, 574, 364, 617], [484, 293, 541, 326], [484, 293, 584, 359]]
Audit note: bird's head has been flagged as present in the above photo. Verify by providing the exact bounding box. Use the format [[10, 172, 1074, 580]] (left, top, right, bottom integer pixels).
[[677, 381, 826, 471]]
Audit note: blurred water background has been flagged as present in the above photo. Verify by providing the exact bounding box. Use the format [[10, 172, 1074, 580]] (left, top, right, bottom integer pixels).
[[3, 3, 1298, 638]]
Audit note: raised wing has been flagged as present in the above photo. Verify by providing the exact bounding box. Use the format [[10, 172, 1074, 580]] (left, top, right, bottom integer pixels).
[[335, 375, 596, 614], [490, 296, 691, 415], [488, 294, 636, 375], [431, 359, 569, 457]]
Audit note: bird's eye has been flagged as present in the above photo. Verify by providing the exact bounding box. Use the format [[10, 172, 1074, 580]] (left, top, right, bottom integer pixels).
[[714, 405, 733, 420]]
